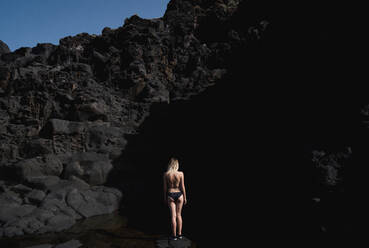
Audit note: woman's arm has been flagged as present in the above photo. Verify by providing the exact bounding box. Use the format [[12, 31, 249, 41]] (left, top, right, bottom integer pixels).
[[180, 172, 187, 205], [163, 174, 167, 203]]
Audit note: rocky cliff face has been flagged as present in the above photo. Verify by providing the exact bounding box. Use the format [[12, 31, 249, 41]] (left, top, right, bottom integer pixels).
[[0, 0, 270, 238], [1, 0, 358, 243]]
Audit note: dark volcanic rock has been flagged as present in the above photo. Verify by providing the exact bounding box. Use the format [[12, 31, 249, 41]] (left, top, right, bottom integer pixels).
[[0, 178, 122, 237], [25, 189, 46, 204], [312, 148, 351, 189], [0, 0, 270, 238], [15, 154, 63, 181], [66, 186, 121, 218], [62, 152, 113, 185], [0, 40, 10, 55]]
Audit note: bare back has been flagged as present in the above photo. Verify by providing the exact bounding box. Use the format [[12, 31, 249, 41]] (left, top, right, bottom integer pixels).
[[165, 171, 182, 192]]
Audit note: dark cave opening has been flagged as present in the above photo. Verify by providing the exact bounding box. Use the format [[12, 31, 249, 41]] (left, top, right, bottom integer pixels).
[[104, 12, 363, 245], [105, 33, 305, 246], [107, 86, 286, 245]]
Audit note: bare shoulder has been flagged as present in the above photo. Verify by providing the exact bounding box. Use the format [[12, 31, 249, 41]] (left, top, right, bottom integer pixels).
[[178, 171, 184, 177]]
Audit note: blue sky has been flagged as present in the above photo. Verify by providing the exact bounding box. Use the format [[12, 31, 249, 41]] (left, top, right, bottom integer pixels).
[[0, 0, 171, 51]]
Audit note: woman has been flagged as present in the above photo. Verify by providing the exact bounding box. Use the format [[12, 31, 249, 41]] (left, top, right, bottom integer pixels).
[[163, 157, 187, 240]]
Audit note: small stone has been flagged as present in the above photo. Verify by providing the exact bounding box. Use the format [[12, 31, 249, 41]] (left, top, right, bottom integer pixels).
[[26, 189, 46, 204]]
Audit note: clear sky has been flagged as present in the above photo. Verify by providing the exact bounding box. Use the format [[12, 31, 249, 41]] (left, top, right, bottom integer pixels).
[[0, 0, 171, 51]]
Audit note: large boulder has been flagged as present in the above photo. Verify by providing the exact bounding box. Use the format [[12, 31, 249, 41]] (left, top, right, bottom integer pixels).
[[15, 154, 63, 181], [61, 152, 113, 185], [66, 186, 122, 218], [0, 203, 37, 223], [63, 160, 112, 185]]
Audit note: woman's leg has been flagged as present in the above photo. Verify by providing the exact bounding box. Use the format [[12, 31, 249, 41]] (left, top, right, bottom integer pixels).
[[168, 198, 177, 237], [176, 195, 184, 236]]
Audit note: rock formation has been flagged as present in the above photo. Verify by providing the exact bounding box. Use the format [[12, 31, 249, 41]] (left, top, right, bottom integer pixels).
[[0, 0, 269, 238], [0, 41, 10, 55]]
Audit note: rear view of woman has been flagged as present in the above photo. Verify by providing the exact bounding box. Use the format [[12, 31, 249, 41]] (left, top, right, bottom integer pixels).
[[163, 157, 187, 240]]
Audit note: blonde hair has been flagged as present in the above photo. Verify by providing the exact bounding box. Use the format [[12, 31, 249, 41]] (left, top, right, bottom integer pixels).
[[167, 157, 179, 172]]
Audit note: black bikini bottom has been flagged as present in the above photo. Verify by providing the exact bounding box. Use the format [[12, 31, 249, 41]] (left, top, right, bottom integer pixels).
[[167, 191, 183, 201]]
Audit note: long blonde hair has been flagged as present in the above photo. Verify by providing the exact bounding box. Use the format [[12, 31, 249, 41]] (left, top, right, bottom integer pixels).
[[167, 157, 179, 172]]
